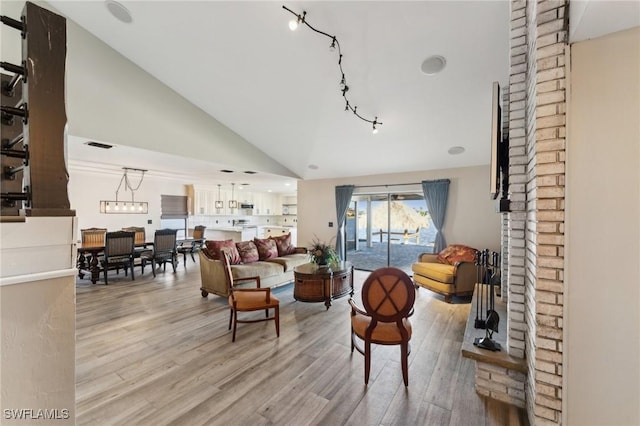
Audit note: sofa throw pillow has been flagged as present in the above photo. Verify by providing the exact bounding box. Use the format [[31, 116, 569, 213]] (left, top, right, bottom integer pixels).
[[253, 237, 278, 260], [437, 244, 477, 265], [271, 232, 296, 256], [236, 240, 259, 264], [205, 239, 241, 264]]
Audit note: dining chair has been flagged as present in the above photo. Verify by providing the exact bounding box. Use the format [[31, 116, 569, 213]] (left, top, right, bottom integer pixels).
[[349, 267, 416, 386], [221, 248, 279, 342], [100, 231, 136, 285], [142, 229, 178, 277], [78, 228, 107, 275], [177, 225, 206, 266], [122, 226, 152, 273]]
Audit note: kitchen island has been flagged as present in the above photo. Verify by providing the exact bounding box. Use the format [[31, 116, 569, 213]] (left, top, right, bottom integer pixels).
[[205, 226, 257, 242], [260, 226, 297, 245]]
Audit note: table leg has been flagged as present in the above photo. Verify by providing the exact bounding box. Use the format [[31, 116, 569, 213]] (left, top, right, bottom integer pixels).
[[77, 252, 86, 279], [90, 253, 100, 284]]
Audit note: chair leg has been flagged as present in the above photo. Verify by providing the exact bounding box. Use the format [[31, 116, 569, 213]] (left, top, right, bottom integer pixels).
[[401, 342, 409, 386], [228, 308, 233, 330], [104, 267, 108, 285], [151, 259, 157, 277], [364, 341, 371, 384], [350, 329, 355, 353], [172, 255, 177, 273], [190, 251, 196, 262], [232, 310, 238, 342], [275, 305, 280, 337], [130, 262, 135, 281]]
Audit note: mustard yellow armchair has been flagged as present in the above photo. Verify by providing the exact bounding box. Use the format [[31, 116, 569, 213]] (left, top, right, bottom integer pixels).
[[411, 245, 477, 303]]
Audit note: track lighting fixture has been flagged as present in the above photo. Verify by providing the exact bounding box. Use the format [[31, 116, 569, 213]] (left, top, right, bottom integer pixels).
[[282, 5, 382, 132]]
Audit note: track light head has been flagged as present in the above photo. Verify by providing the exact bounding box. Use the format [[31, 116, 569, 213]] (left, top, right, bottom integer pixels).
[[329, 37, 336, 52], [289, 11, 306, 31]]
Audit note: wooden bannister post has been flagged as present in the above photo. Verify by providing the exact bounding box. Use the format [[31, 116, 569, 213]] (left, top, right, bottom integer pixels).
[[1, 2, 74, 219]]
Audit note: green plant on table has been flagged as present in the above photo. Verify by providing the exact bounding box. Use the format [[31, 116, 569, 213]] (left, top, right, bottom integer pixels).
[[308, 236, 338, 266]]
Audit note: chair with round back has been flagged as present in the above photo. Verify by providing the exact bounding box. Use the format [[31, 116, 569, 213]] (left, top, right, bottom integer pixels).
[[349, 267, 416, 386], [221, 248, 280, 342]]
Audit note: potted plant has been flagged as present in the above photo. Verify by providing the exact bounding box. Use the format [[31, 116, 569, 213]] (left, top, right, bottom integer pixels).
[[309, 236, 338, 266]]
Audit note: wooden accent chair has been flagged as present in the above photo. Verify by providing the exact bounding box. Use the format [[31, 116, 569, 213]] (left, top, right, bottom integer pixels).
[[100, 231, 136, 285], [221, 248, 280, 342], [177, 225, 206, 265], [141, 229, 178, 277], [349, 267, 416, 386]]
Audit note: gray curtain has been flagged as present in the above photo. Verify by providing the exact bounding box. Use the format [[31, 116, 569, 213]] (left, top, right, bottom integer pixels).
[[335, 185, 355, 260], [421, 179, 450, 253]]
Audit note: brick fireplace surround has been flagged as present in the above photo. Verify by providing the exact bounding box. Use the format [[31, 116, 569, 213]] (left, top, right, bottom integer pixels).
[[475, 1, 569, 425]]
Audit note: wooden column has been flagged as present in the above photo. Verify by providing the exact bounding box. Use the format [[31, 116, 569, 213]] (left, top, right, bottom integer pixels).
[[1, 1, 74, 219]]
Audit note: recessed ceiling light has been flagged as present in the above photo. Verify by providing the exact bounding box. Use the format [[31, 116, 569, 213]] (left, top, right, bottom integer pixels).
[[308, 164, 319, 170], [105, 0, 133, 24], [448, 146, 465, 155], [244, 171, 257, 174], [421, 55, 446, 75], [220, 169, 234, 173]]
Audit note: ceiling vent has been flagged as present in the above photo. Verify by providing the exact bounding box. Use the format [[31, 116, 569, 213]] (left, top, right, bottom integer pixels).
[[85, 141, 113, 149]]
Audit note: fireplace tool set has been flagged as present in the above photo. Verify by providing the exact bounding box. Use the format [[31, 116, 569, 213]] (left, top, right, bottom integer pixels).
[[473, 249, 501, 351]]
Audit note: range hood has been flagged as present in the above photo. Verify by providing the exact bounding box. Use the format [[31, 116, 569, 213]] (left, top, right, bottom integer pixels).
[[240, 203, 254, 209]]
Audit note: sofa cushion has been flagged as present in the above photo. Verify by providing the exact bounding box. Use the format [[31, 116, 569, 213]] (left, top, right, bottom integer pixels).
[[236, 240, 259, 264], [412, 262, 456, 284], [205, 239, 241, 264], [271, 232, 296, 256], [436, 244, 477, 265], [266, 252, 310, 272], [254, 238, 278, 260], [231, 261, 284, 281]]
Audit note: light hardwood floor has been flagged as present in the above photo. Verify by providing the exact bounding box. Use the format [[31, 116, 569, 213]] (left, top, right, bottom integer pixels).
[[75, 260, 527, 426]]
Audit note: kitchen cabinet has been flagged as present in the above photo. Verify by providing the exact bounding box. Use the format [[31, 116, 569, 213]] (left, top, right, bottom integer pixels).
[[253, 192, 281, 215], [282, 204, 297, 216], [194, 189, 212, 215]]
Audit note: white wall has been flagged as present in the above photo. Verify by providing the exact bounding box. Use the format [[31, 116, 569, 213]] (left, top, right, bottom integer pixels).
[[566, 27, 640, 425], [69, 168, 187, 239], [298, 165, 501, 253]]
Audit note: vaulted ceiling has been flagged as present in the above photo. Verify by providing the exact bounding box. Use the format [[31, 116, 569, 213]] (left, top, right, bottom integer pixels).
[[35, 1, 640, 191]]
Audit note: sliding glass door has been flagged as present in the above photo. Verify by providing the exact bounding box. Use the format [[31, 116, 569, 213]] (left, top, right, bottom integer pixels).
[[345, 191, 436, 275]]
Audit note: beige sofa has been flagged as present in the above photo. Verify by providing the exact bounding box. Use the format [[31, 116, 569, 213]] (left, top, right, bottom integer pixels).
[[199, 247, 309, 298], [411, 245, 477, 303]]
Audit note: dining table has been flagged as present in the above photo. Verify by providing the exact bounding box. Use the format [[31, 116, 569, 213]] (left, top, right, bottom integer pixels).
[[77, 241, 153, 284]]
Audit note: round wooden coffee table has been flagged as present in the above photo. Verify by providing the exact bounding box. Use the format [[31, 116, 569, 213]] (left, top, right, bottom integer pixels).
[[293, 261, 354, 309]]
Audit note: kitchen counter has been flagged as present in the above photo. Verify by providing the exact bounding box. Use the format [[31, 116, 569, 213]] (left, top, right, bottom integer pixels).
[[260, 226, 297, 245], [205, 226, 257, 242]]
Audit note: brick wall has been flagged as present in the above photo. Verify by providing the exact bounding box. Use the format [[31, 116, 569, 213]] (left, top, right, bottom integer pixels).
[[476, 361, 527, 408], [506, 1, 567, 425]]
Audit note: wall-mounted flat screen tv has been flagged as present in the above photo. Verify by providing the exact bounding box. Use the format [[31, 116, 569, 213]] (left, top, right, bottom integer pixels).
[[490, 81, 502, 200]]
